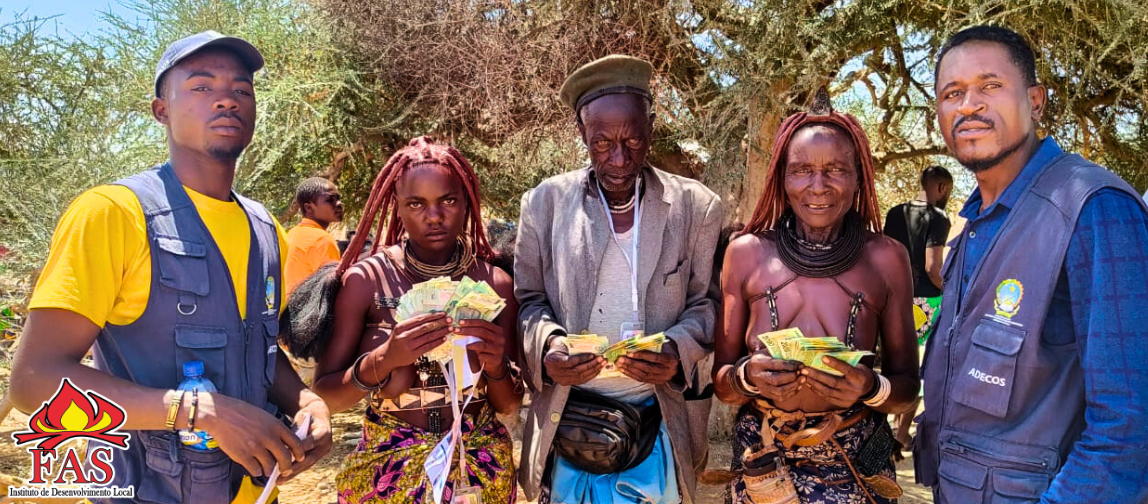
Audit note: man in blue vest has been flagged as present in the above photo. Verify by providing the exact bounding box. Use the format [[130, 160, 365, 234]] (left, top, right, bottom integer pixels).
[[11, 32, 332, 502], [915, 25, 1148, 503]]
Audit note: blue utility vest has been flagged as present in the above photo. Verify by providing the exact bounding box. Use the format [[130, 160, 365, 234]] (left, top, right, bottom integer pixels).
[[914, 154, 1147, 503], [89, 163, 282, 504]]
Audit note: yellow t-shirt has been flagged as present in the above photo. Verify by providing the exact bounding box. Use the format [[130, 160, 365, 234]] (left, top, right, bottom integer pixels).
[[30, 184, 288, 327]]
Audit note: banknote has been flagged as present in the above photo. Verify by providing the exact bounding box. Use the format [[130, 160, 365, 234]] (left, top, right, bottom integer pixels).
[[753, 328, 873, 375]]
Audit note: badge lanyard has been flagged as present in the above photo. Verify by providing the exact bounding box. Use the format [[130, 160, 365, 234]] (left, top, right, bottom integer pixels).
[[597, 177, 642, 325]]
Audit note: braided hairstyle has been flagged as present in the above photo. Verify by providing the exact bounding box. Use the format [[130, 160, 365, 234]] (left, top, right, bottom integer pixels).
[[336, 136, 494, 277], [743, 110, 882, 235], [281, 136, 493, 360]]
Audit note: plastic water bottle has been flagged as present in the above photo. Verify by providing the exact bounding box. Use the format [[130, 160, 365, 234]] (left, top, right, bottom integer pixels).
[[178, 360, 219, 451]]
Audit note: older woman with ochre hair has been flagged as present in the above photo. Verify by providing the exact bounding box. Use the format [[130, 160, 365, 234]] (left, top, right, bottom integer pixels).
[[715, 89, 919, 504]]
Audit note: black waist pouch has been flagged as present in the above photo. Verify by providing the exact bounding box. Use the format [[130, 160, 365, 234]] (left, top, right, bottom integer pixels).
[[553, 387, 662, 474]]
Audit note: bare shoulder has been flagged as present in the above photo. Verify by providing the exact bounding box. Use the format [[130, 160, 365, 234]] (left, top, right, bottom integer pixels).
[[477, 259, 514, 299], [864, 232, 911, 286], [728, 231, 778, 258], [865, 232, 909, 262]]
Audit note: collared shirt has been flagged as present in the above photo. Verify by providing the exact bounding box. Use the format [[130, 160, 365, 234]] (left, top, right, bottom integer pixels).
[[953, 137, 1148, 503], [284, 217, 340, 295], [956, 137, 1064, 293]]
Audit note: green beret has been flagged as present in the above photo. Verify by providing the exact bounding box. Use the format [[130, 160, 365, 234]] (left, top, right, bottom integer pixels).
[[559, 55, 654, 115]]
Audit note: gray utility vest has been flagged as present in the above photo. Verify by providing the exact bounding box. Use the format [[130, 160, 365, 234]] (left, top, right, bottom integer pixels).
[[89, 163, 282, 504], [914, 153, 1147, 503]]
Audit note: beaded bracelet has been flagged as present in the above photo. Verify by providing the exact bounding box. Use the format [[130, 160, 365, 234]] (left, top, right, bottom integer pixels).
[[863, 372, 892, 407], [187, 389, 199, 431]]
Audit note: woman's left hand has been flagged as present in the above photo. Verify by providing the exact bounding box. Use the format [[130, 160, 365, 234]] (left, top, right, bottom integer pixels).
[[453, 319, 508, 373], [800, 356, 877, 409]]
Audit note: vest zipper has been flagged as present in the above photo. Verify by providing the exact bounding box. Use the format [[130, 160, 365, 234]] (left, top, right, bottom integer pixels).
[[243, 320, 251, 403], [945, 439, 1049, 469]]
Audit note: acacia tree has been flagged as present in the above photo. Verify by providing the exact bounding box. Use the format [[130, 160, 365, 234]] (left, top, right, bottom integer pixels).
[[0, 0, 414, 279], [318, 0, 1148, 221]]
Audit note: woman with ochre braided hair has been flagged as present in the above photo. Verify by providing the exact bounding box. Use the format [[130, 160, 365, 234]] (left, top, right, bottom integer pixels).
[[287, 136, 522, 504], [714, 89, 919, 504]]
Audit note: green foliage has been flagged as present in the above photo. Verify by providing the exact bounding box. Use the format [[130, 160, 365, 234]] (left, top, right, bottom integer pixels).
[[3, 0, 1146, 284], [0, 0, 411, 279]]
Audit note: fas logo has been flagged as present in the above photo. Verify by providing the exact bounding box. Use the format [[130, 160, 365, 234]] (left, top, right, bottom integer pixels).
[[10, 378, 131, 486]]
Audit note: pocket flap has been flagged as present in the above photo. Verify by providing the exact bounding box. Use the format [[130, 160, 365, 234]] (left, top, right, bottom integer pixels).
[[939, 456, 988, 490], [263, 318, 280, 338], [971, 320, 1025, 355], [144, 446, 184, 477], [156, 236, 207, 257], [175, 325, 227, 349], [993, 469, 1049, 498]]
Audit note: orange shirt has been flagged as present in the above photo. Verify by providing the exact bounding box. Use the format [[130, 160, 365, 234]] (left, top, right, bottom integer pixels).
[[284, 218, 341, 295]]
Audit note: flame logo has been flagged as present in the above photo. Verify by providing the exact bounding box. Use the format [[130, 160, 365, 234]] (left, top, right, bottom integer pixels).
[[11, 378, 131, 451]]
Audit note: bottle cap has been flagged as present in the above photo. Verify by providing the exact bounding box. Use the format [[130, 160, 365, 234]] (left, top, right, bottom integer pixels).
[[183, 360, 205, 378]]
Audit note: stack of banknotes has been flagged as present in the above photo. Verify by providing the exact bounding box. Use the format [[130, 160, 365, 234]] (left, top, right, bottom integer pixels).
[[756, 328, 873, 376], [395, 276, 507, 362], [566, 332, 668, 378]]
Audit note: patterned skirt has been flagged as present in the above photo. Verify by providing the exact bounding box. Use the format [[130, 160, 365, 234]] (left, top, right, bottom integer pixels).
[[727, 405, 898, 504], [336, 404, 517, 504]]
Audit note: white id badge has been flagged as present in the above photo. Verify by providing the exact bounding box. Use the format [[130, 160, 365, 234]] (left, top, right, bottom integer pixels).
[[452, 485, 482, 504], [620, 321, 644, 341]]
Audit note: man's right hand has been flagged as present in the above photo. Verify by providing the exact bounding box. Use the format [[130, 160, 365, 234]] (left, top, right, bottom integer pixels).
[[744, 353, 803, 403], [543, 338, 605, 386], [198, 393, 306, 478], [373, 312, 452, 370]]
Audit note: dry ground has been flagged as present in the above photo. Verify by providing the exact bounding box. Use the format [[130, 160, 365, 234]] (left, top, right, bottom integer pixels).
[[0, 400, 932, 504]]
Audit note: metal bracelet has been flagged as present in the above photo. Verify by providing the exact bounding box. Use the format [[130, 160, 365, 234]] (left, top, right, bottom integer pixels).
[[350, 352, 383, 391], [483, 357, 513, 381]]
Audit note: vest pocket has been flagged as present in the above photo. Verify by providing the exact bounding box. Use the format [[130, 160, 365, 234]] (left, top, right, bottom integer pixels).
[[939, 433, 1055, 504], [137, 431, 232, 504], [937, 454, 988, 503], [263, 317, 280, 386], [155, 236, 210, 296], [991, 468, 1050, 503], [950, 319, 1024, 417], [174, 325, 227, 387]]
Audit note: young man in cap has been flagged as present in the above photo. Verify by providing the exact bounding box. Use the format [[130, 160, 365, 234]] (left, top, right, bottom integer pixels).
[[515, 54, 722, 504], [11, 31, 332, 503], [915, 25, 1148, 503], [284, 177, 344, 297]]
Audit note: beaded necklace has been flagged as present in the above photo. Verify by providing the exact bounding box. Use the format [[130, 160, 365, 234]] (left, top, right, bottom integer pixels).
[[776, 209, 865, 278]]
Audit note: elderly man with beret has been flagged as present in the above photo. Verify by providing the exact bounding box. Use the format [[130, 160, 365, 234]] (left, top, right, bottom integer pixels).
[[514, 55, 723, 504]]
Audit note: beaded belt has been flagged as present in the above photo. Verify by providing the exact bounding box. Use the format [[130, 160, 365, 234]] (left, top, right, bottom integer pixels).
[[369, 385, 487, 412]]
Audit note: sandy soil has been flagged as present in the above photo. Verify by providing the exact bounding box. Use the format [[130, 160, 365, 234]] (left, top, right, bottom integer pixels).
[[0, 401, 933, 504]]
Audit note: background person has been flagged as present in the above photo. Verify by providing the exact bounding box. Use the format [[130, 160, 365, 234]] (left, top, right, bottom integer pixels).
[[284, 176, 344, 297], [882, 165, 953, 447]]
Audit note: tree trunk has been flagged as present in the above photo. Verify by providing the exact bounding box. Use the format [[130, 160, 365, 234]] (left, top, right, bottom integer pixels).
[[731, 86, 786, 225]]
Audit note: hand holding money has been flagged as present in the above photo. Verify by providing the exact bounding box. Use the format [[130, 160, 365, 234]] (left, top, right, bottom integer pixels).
[[395, 276, 508, 363], [375, 312, 451, 370], [544, 336, 605, 386], [453, 319, 506, 372], [756, 328, 873, 377], [800, 356, 878, 409], [616, 339, 679, 385], [744, 353, 803, 403]]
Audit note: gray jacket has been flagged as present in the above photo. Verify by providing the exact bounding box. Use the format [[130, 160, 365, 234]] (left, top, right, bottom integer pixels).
[[514, 165, 722, 503]]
